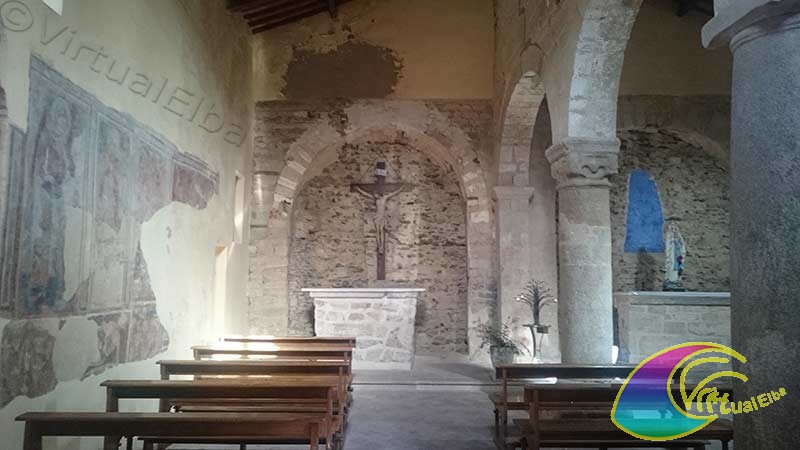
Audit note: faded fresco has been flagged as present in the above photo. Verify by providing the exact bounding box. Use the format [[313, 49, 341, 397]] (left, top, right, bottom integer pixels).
[[0, 56, 219, 406]]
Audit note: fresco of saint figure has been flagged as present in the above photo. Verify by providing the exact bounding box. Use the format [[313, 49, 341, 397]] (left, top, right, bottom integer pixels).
[[27, 96, 75, 314]]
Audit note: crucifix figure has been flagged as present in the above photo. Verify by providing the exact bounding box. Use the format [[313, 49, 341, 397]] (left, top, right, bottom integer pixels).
[[351, 162, 406, 280]]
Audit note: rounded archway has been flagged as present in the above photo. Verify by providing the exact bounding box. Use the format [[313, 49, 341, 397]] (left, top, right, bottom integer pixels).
[[287, 134, 469, 355], [255, 101, 496, 359], [497, 71, 545, 187]]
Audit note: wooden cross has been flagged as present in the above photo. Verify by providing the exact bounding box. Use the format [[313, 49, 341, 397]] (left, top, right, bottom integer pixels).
[[350, 162, 406, 280]]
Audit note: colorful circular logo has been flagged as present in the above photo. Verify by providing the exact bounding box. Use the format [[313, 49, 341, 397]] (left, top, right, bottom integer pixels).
[[611, 342, 747, 441]]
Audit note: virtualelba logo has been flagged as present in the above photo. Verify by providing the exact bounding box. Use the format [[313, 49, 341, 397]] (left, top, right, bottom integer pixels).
[[611, 342, 789, 441]]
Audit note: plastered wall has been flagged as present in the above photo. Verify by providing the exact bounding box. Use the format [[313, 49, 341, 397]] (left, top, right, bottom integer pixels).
[[619, 0, 733, 95], [251, 0, 494, 101], [0, 1, 253, 448]]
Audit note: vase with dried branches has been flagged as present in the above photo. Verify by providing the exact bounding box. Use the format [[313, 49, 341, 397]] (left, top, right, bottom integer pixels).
[[516, 279, 557, 362]]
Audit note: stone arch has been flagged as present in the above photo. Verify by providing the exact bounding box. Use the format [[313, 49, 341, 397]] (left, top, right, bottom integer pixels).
[[0, 84, 9, 251], [260, 104, 495, 359], [497, 71, 546, 186], [0, 84, 7, 149], [616, 95, 731, 163], [551, 0, 642, 142], [277, 125, 488, 210]]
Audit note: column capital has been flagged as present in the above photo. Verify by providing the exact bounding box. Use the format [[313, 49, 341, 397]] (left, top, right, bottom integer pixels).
[[545, 138, 620, 190], [493, 185, 535, 202], [703, 0, 800, 50]]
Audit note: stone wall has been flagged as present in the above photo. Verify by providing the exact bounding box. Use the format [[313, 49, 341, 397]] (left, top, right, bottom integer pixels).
[[249, 99, 495, 359], [288, 141, 468, 354], [611, 128, 730, 292], [615, 292, 731, 369]]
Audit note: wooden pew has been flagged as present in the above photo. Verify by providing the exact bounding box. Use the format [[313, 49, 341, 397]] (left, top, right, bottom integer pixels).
[[157, 359, 354, 410], [222, 335, 357, 347], [493, 365, 638, 438], [103, 378, 341, 450], [519, 383, 734, 450], [492, 365, 685, 438], [16, 412, 324, 450], [192, 342, 354, 362]]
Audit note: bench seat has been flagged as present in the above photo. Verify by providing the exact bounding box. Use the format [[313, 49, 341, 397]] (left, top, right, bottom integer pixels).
[[16, 412, 325, 450], [515, 418, 731, 449]]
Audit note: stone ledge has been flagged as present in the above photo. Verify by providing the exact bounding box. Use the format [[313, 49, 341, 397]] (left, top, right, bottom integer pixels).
[[614, 291, 730, 307]]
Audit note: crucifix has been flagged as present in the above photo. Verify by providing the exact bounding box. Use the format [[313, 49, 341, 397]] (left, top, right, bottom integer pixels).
[[350, 162, 406, 280]]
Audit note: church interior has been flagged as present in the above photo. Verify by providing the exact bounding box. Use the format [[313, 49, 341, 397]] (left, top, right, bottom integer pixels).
[[0, 0, 797, 449]]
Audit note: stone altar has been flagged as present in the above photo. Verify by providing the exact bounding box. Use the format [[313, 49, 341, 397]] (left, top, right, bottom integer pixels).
[[614, 291, 731, 364], [304, 288, 423, 370]]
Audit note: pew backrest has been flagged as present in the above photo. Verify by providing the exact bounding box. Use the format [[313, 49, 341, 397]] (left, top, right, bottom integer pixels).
[[221, 336, 356, 347]]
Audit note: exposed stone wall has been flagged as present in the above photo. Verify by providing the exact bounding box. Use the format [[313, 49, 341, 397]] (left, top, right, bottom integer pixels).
[[288, 141, 468, 354], [611, 128, 730, 292], [615, 293, 731, 368], [249, 99, 495, 359]]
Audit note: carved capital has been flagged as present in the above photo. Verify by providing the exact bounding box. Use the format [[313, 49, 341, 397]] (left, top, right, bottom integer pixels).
[[545, 138, 620, 189]]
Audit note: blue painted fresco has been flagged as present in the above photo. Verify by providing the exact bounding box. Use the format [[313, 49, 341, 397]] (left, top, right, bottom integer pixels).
[[624, 169, 664, 253]]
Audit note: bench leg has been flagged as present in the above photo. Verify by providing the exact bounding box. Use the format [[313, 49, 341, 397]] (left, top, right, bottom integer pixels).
[[143, 440, 154, 450], [310, 422, 320, 450], [23, 423, 43, 450], [722, 440, 730, 450], [104, 436, 121, 450], [103, 436, 121, 450], [240, 445, 246, 450]]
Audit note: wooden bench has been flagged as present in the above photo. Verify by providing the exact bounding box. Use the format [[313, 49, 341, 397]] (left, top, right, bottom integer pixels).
[[192, 343, 354, 362], [493, 365, 641, 438], [16, 412, 325, 450], [157, 359, 354, 402], [103, 378, 343, 450], [518, 383, 733, 450], [221, 335, 357, 347], [492, 365, 685, 438]]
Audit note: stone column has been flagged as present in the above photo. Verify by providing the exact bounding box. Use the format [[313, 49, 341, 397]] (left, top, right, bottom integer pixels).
[[703, 2, 800, 449], [546, 138, 619, 364], [493, 186, 535, 347]]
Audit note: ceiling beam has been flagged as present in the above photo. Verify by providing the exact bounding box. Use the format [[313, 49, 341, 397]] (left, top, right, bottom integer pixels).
[[251, 4, 328, 33], [241, 0, 305, 18], [228, 0, 273, 13], [246, 0, 322, 22], [328, 0, 337, 18]]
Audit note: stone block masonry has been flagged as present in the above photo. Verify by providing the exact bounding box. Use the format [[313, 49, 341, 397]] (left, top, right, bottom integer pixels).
[[248, 99, 496, 359], [615, 292, 731, 373], [288, 141, 468, 354], [309, 288, 421, 370], [611, 128, 730, 292]]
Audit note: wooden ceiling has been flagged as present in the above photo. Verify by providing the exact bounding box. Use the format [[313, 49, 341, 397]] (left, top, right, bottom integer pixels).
[[227, 0, 347, 34]]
